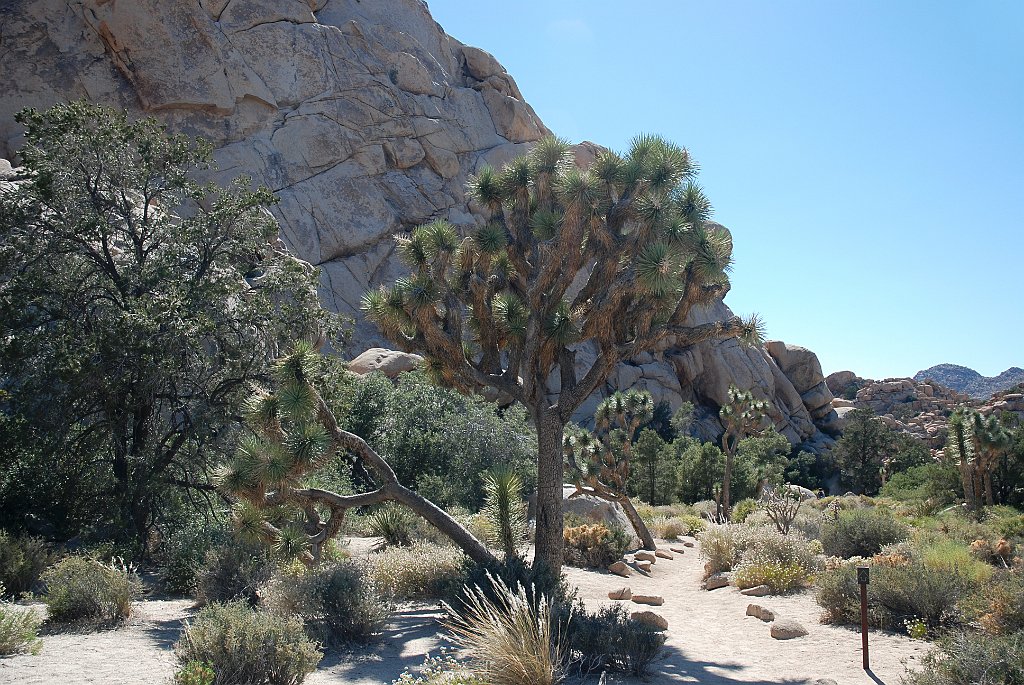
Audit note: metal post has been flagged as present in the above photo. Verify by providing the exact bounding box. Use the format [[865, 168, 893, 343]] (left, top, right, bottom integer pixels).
[[857, 565, 870, 670]]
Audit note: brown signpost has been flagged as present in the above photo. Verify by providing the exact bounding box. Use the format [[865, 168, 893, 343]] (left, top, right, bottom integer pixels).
[[857, 564, 870, 670]]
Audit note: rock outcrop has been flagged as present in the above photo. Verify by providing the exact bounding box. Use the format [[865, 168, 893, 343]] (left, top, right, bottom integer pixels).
[[1, 0, 839, 453], [914, 364, 1024, 400]]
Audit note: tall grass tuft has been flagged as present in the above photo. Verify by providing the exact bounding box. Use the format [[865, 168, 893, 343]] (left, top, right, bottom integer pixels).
[[442, 573, 563, 685]]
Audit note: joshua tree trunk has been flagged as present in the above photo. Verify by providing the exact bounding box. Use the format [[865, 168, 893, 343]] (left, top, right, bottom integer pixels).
[[721, 453, 733, 520], [534, 410, 565, 572], [983, 469, 995, 507], [620, 497, 657, 550]]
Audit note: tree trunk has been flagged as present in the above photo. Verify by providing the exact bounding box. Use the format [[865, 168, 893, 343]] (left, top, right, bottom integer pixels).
[[534, 410, 565, 572], [721, 451, 734, 520], [620, 496, 657, 551], [983, 468, 995, 507], [390, 482, 495, 565]]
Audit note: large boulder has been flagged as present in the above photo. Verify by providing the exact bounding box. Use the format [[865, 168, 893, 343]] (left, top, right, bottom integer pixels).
[[557, 485, 640, 547], [348, 348, 422, 377]]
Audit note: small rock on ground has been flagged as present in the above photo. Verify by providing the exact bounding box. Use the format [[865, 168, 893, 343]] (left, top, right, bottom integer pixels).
[[745, 604, 775, 622], [771, 618, 809, 639], [655, 549, 674, 559], [669, 546, 687, 554], [634, 551, 657, 563], [608, 561, 632, 578], [635, 561, 653, 572], [740, 585, 770, 596], [608, 587, 631, 600], [631, 594, 664, 606], [703, 573, 729, 590], [631, 611, 668, 631]]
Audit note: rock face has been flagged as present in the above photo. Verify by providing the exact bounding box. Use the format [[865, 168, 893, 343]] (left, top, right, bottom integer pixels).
[[914, 364, 1024, 400], [1, 0, 839, 454], [348, 348, 422, 377]]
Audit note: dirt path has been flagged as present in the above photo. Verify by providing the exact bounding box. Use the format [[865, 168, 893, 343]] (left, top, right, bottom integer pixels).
[[0, 538, 927, 685], [562, 539, 927, 684]]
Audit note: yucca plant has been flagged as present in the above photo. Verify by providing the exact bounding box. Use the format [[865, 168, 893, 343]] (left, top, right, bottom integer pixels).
[[719, 385, 771, 519], [363, 135, 762, 569], [367, 503, 414, 549], [218, 343, 495, 567], [482, 466, 528, 560], [442, 573, 564, 685], [563, 390, 658, 549]]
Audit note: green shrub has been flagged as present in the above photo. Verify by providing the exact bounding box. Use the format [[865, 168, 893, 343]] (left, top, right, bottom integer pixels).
[[447, 556, 572, 615], [698, 524, 742, 575], [41, 556, 141, 626], [820, 508, 909, 558], [161, 522, 225, 597], [392, 653, 486, 685], [905, 630, 1024, 685], [367, 503, 414, 548], [978, 573, 1024, 635], [567, 604, 665, 676], [175, 660, 216, 685], [368, 542, 467, 600], [997, 515, 1024, 541], [0, 587, 42, 655], [563, 523, 631, 569], [196, 541, 273, 606], [735, 560, 808, 594], [175, 601, 321, 685], [731, 499, 758, 523], [0, 531, 57, 597], [650, 515, 705, 539], [262, 561, 391, 644]]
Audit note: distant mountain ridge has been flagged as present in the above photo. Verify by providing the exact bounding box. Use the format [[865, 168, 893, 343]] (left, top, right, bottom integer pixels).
[[913, 364, 1024, 399]]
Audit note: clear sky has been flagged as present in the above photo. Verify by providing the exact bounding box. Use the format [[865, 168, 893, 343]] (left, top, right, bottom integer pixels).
[[427, 1, 1023, 380]]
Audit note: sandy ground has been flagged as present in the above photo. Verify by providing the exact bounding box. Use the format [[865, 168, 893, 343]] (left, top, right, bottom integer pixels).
[[0, 537, 927, 685], [562, 540, 927, 684]]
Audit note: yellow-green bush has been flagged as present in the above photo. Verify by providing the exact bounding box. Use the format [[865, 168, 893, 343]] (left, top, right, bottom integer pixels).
[[0, 531, 57, 597], [368, 542, 467, 600], [650, 515, 704, 540], [41, 556, 141, 626], [734, 560, 808, 594], [0, 586, 42, 656], [820, 508, 909, 558], [175, 600, 321, 685]]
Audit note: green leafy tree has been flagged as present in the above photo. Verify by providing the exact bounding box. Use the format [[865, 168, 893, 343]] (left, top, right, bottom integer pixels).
[[835, 408, 929, 495], [0, 102, 336, 548], [564, 390, 658, 549], [631, 428, 672, 505], [675, 440, 726, 504], [719, 385, 771, 518], [363, 135, 760, 569]]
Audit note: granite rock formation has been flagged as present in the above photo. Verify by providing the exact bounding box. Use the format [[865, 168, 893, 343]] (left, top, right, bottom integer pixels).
[[914, 364, 1024, 400]]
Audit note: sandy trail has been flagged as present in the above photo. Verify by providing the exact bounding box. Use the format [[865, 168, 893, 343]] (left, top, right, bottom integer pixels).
[[562, 540, 927, 684], [0, 538, 927, 684]]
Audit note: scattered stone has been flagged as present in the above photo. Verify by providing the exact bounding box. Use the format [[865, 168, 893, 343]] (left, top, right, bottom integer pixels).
[[631, 594, 664, 606], [745, 604, 775, 622], [808, 680, 839, 685], [631, 611, 668, 631], [740, 585, 770, 597], [634, 551, 657, 563], [771, 618, 809, 640], [670, 546, 687, 554], [680, 536, 697, 548], [703, 573, 729, 590], [608, 561, 632, 578], [655, 549, 673, 559], [635, 561, 653, 573], [608, 587, 631, 601]]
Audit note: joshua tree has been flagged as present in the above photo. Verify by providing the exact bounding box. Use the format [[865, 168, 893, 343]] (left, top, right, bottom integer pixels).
[[363, 135, 760, 570], [219, 343, 495, 566], [563, 390, 658, 550], [974, 413, 1012, 506], [946, 408, 982, 512], [719, 385, 771, 519]]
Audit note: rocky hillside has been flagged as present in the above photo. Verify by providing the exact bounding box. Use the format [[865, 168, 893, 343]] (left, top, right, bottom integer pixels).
[[913, 364, 1024, 399], [0, 0, 838, 452]]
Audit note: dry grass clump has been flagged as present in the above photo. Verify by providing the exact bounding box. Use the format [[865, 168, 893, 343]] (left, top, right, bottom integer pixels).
[[0, 584, 42, 656], [650, 515, 705, 540], [442, 574, 563, 685], [367, 542, 467, 600]]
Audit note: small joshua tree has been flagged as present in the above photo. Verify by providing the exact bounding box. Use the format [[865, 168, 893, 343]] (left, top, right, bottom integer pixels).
[[363, 135, 761, 569], [563, 390, 657, 550], [218, 343, 494, 566], [719, 385, 771, 520], [763, 485, 802, 535], [482, 466, 528, 561]]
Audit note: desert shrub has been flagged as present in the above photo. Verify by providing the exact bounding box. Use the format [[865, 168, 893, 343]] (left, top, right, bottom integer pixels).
[[175, 601, 321, 685], [920, 510, 996, 546], [977, 573, 1024, 635], [447, 555, 572, 616], [650, 515, 704, 540], [692, 500, 718, 519], [368, 542, 467, 600], [563, 523, 631, 568], [820, 508, 909, 558], [698, 524, 742, 575], [41, 556, 141, 626], [817, 543, 985, 631], [175, 661, 216, 685], [733, 526, 818, 593], [367, 503, 414, 548], [731, 498, 758, 523], [997, 514, 1024, 541], [442, 574, 563, 685], [161, 522, 226, 597], [263, 561, 391, 644], [905, 630, 1024, 685], [788, 508, 824, 540], [0, 531, 57, 597], [196, 541, 274, 606], [734, 560, 808, 594], [0, 586, 42, 655], [568, 603, 665, 676]]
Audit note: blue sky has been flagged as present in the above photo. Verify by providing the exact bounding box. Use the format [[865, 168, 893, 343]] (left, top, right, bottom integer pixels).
[[427, 1, 1023, 379]]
